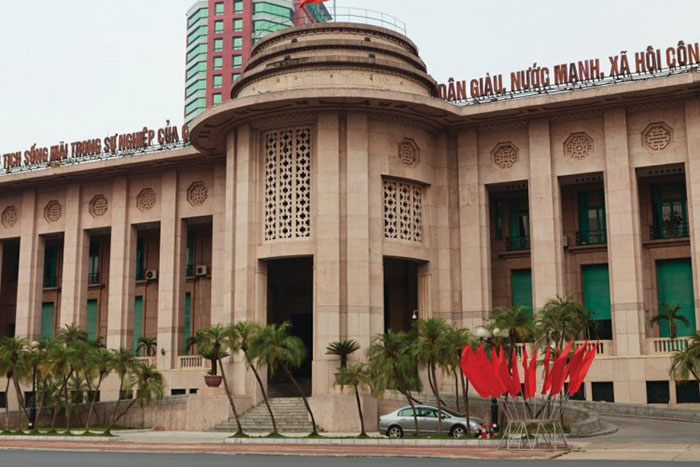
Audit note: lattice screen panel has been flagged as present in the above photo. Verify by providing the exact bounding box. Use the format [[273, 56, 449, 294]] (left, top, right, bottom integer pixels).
[[264, 128, 312, 241], [383, 178, 423, 243]]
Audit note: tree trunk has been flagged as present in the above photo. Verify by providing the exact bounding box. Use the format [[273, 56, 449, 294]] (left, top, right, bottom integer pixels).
[[430, 362, 443, 435], [246, 352, 278, 434], [453, 369, 460, 412], [282, 365, 317, 435], [403, 390, 420, 435], [3, 377, 10, 432], [33, 380, 46, 434], [354, 384, 365, 436], [460, 373, 470, 435], [106, 376, 125, 434], [218, 358, 243, 435], [63, 375, 72, 433], [85, 374, 105, 432], [111, 398, 137, 428], [12, 375, 27, 431]]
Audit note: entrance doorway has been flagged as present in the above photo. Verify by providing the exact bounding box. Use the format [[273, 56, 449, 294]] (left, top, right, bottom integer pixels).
[[266, 257, 313, 396], [383, 258, 418, 332]]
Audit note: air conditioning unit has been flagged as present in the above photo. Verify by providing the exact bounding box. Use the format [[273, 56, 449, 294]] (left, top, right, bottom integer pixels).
[[145, 269, 158, 281], [195, 265, 208, 277]]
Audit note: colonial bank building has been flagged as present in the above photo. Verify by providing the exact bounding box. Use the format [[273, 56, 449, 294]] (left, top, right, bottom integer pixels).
[[1, 18, 700, 426]]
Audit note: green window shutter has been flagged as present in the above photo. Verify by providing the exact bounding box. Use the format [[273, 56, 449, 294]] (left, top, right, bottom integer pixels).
[[656, 258, 696, 337], [494, 200, 502, 240], [508, 198, 519, 242], [578, 191, 589, 243], [89, 237, 99, 284], [43, 244, 57, 288], [511, 269, 533, 313], [40, 302, 55, 340], [133, 296, 143, 351], [582, 264, 611, 320], [187, 228, 194, 276], [213, 93, 222, 105], [184, 293, 192, 355], [232, 55, 242, 67], [136, 234, 145, 280], [86, 299, 98, 341]]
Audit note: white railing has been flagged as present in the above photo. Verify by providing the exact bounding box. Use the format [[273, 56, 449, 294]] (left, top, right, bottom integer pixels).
[[134, 356, 156, 366], [178, 355, 208, 369], [647, 337, 690, 354], [513, 340, 612, 358]]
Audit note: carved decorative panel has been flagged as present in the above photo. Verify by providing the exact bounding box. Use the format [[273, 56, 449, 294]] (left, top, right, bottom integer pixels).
[[1, 206, 18, 228], [564, 132, 593, 160], [383, 178, 423, 243], [44, 200, 62, 223], [642, 122, 673, 151], [187, 182, 208, 206], [89, 195, 108, 217], [263, 128, 312, 241], [136, 188, 156, 212], [398, 138, 419, 166], [492, 142, 519, 169]]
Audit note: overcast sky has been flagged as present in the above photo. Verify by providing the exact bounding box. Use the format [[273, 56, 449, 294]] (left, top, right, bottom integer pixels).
[[1, 0, 698, 153]]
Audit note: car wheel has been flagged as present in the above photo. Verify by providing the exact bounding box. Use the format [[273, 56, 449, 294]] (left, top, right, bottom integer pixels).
[[386, 425, 404, 438], [450, 425, 467, 439]]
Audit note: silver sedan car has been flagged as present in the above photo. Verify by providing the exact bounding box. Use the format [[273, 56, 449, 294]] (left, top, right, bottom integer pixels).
[[378, 405, 483, 438]]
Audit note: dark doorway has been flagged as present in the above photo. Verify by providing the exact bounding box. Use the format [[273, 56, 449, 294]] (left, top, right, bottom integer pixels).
[[383, 258, 418, 333], [267, 257, 313, 396], [0, 239, 19, 337]]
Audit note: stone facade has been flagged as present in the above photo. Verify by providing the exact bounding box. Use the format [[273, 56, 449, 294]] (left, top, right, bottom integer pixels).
[[0, 23, 699, 421]]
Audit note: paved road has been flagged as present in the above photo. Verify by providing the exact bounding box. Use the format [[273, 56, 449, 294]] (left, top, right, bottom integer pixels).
[[591, 416, 700, 444], [0, 451, 691, 466]]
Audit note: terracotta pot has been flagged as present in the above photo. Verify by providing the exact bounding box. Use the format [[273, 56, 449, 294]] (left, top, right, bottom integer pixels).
[[204, 374, 223, 388]]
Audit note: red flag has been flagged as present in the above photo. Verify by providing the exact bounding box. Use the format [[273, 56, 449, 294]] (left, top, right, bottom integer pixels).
[[541, 345, 552, 394], [549, 340, 573, 397], [509, 350, 521, 397], [299, 0, 328, 6], [568, 342, 598, 396], [497, 346, 512, 397], [490, 347, 507, 397], [468, 345, 492, 398], [565, 341, 588, 390], [525, 348, 538, 398], [461, 345, 488, 398]]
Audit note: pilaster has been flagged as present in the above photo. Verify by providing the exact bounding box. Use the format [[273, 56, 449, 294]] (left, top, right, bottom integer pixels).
[[60, 183, 88, 328], [684, 98, 700, 330], [15, 189, 41, 340]]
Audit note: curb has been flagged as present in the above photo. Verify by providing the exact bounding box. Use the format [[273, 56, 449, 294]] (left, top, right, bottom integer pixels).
[[0, 435, 116, 441], [568, 421, 619, 439], [225, 437, 501, 446]]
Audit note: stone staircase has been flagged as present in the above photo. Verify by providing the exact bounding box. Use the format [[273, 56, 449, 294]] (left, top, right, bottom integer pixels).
[[212, 397, 316, 433]]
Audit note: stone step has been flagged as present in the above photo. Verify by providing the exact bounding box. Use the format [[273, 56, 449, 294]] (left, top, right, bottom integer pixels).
[[212, 396, 317, 433]]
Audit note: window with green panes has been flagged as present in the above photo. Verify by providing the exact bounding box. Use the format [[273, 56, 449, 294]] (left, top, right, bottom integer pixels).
[[214, 20, 223, 33], [213, 38, 223, 52], [212, 75, 222, 88], [188, 7, 208, 25], [232, 73, 240, 81], [135, 233, 145, 280], [233, 18, 243, 31], [43, 242, 58, 288], [507, 198, 529, 251], [213, 93, 222, 105], [186, 62, 207, 80], [213, 56, 223, 70], [184, 293, 192, 354], [133, 296, 143, 352], [511, 269, 533, 313], [41, 302, 55, 340], [651, 183, 689, 239], [234, 1, 243, 13], [253, 2, 292, 19], [186, 228, 194, 276], [232, 55, 242, 67], [86, 299, 98, 341], [656, 258, 696, 337], [185, 98, 206, 117], [214, 2, 224, 15], [254, 19, 288, 35], [187, 43, 207, 62], [233, 36, 243, 50], [582, 264, 612, 339], [187, 25, 208, 45], [88, 237, 100, 285], [577, 190, 606, 245], [186, 79, 207, 97]]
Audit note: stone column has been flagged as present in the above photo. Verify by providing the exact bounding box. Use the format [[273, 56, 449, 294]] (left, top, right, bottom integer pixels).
[[107, 177, 135, 349], [603, 108, 644, 357], [210, 161, 228, 325], [528, 119, 564, 310], [314, 111, 342, 394], [345, 112, 372, 350], [15, 189, 42, 340], [684, 98, 700, 329], [60, 183, 89, 328], [157, 169, 186, 370], [458, 129, 492, 329]]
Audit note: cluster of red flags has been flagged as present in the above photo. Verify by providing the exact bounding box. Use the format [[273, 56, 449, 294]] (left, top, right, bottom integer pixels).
[[459, 341, 597, 400]]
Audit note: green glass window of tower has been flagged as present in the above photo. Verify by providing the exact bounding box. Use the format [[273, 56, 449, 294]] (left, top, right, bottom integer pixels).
[[214, 38, 223, 52], [253, 19, 289, 36], [213, 75, 222, 88], [232, 55, 242, 68], [213, 56, 223, 70], [233, 18, 243, 31], [214, 20, 224, 33], [187, 43, 208, 62], [233, 36, 243, 50], [254, 2, 293, 19], [234, 1, 243, 13], [188, 7, 208, 26], [232, 73, 240, 81], [186, 79, 207, 97], [187, 25, 208, 45], [185, 98, 206, 116], [213, 93, 222, 105], [215, 2, 224, 15], [186, 62, 207, 80]]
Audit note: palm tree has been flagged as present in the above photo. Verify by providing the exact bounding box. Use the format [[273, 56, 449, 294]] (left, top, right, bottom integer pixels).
[[0, 336, 30, 430], [326, 340, 360, 369], [444, 327, 473, 423], [105, 347, 135, 435], [84, 347, 114, 432], [0, 340, 11, 432], [415, 318, 451, 435], [229, 321, 278, 434], [23, 339, 54, 433], [108, 362, 164, 431], [651, 303, 690, 340], [490, 305, 534, 352], [136, 336, 158, 357], [537, 295, 586, 349], [670, 331, 700, 382], [57, 323, 88, 345], [367, 330, 421, 435], [250, 322, 318, 435], [194, 325, 244, 436], [335, 363, 371, 437]]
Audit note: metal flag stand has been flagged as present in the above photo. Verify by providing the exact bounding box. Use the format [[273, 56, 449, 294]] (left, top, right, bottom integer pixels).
[[499, 397, 568, 450]]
